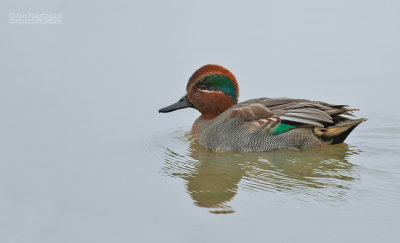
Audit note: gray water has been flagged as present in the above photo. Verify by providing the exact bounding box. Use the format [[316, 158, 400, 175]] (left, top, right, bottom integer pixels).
[[1, 0, 400, 242]]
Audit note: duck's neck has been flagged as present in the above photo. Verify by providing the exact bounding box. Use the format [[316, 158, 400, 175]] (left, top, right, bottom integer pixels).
[[199, 113, 222, 120]]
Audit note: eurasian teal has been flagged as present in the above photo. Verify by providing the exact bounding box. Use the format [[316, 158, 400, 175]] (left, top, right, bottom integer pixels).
[[159, 64, 366, 152]]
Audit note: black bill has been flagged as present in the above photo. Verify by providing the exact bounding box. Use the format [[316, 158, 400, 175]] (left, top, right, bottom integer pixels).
[[158, 95, 195, 113]]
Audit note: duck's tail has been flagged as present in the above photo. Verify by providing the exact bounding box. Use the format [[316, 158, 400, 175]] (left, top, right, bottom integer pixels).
[[314, 118, 367, 144]]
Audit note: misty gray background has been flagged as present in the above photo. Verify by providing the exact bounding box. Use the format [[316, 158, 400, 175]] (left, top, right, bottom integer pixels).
[[1, 0, 400, 242]]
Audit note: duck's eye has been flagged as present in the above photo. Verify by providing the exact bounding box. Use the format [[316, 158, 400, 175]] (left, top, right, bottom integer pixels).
[[200, 84, 208, 90]]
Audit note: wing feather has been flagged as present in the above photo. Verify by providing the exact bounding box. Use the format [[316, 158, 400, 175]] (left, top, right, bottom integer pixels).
[[284, 112, 333, 123], [279, 116, 324, 127], [224, 98, 359, 130]]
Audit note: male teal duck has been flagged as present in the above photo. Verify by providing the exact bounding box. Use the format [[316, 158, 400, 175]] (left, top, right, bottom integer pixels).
[[159, 64, 366, 152]]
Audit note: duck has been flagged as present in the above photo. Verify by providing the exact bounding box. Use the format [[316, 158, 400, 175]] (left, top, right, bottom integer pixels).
[[159, 64, 366, 152]]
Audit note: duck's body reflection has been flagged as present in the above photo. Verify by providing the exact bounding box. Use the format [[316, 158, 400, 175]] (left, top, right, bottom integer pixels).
[[160, 132, 360, 214]]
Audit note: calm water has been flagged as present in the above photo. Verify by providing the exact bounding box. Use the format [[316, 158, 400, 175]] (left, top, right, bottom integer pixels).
[[150, 124, 400, 213], [1, 1, 400, 242]]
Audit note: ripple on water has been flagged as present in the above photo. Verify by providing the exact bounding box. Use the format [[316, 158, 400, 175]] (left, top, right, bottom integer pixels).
[[356, 126, 400, 156], [146, 128, 369, 214]]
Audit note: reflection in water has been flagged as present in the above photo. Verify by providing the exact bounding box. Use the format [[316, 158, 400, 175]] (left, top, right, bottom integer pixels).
[[156, 130, 361, 214]]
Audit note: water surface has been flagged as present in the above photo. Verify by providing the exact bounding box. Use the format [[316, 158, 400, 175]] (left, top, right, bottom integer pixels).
[[150, 125, 399, 213]]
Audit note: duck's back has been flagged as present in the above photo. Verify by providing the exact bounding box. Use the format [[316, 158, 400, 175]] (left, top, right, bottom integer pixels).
[[192, 98, 365, 152]]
